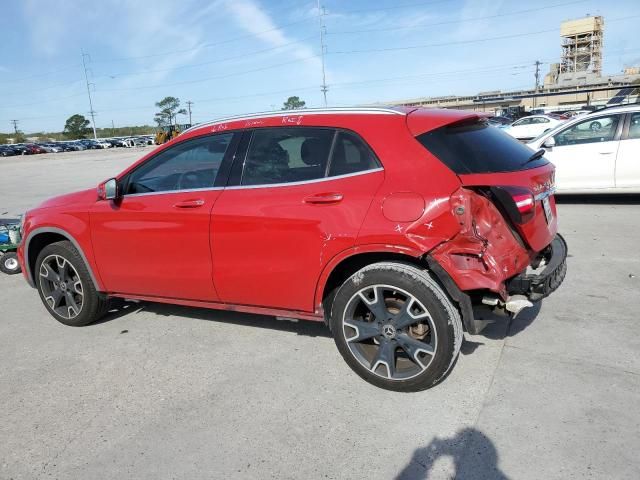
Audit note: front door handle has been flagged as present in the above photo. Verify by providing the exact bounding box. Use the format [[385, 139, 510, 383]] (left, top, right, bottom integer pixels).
[[598, 151, 615, 155], [173, 199, 205, 208], [304, 193, 343, 204]]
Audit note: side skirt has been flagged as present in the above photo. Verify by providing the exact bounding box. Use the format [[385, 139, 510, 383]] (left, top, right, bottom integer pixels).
[[109, 293, 324, 322]]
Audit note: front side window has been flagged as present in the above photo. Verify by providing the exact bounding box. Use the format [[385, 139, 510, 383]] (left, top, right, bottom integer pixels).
[[126, 133, 233, 194], [241, 128, 334, 186], [628, 113, 640, 140], [513, 118, 531, 126], [554, 115, 620, 146]]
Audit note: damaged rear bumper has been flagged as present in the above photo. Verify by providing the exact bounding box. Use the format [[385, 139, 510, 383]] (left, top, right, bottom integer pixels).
[[427, 234, 567, 335], [506, 234, 568, 302]]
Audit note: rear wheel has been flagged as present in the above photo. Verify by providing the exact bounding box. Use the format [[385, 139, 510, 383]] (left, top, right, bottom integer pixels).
[[330, 262, 462, 392], [35, 241, 108, 326], [0, 252, 21, 274]]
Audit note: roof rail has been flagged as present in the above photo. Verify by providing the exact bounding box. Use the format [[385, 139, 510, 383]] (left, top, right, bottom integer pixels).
[[182, 106, 406, 134]]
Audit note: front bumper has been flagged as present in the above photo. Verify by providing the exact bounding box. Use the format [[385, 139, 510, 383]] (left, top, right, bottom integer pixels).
[[506, 234, 568, 302]]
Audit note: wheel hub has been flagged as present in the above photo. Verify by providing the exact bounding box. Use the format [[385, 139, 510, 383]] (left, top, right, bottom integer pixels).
[[381, 324, 397, 339]]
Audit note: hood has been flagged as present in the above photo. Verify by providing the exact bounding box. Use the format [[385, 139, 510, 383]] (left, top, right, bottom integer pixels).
[[36, 188, 97, 210]]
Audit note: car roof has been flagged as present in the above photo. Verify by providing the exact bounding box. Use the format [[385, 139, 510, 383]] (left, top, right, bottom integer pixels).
[[183, 106, 410, 135], [587, 104, 640, 115], [183, 106, 485, 138]]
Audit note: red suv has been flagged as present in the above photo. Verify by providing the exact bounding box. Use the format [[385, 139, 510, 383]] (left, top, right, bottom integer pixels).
[[17, 107, 566, 391]]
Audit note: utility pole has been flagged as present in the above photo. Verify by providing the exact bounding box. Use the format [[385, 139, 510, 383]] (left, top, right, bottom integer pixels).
[[111, 119, 115, 137], [10, 120, 19, 135], [81, 49, 98, 140], [186, 101, 193, 125], [317, 0, 328, 106], [533, 60, 541, 108]]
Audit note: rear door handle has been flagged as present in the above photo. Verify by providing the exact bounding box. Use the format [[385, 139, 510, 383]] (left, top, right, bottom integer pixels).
[[304, 193, 343, 204], [173, 199, 205, 208], [598, 151, 615, 155]]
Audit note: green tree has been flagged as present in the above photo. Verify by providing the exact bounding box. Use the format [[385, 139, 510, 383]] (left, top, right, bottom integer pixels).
[[14, 131, 26, 143], [281, 96, 306, 110], [63, 114, 91, 139], [154, 96, 186, 126]]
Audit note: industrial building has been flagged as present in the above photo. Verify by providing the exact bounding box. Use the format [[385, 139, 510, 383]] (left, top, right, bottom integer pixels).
[[388, 16, 640, 115]]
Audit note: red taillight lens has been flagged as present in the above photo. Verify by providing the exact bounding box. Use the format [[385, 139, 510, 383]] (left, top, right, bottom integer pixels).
[[490, 186, 536, 224]]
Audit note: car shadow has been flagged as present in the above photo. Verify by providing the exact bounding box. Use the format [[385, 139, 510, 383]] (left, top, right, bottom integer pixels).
[[94, 298, 332, 338], [461, 302, 542, 355], [395, 427, 509, 479], [555, 193, 640, 205]]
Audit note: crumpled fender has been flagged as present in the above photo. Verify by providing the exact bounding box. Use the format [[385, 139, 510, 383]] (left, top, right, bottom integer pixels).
[[429, 187, 532, 299]]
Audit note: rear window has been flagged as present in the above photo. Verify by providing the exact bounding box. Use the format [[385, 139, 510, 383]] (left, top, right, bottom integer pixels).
[[416, 120, 548, 174]]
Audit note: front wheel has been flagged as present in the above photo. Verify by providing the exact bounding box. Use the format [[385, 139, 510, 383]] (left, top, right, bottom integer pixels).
[[330, 262, 463, 392], [35, 241, 108, 326]]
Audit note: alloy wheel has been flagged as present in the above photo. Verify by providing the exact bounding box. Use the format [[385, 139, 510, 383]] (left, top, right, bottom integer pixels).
[[342, 284, 437, 381], [38, 254, 84, 319]]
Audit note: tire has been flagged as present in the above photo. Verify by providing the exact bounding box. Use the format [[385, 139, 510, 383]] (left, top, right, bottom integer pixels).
[[0, 252, 21, 275], [35, 240, 108, 326], [329, 262, 463, 392]]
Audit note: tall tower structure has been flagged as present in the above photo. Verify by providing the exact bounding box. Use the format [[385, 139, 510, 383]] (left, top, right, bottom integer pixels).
[[559, 16, 604, 75]]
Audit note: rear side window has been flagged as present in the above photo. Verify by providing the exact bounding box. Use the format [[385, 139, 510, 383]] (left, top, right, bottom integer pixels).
[[241, 128, 334, 186], [416, 120, 548, 174], [328, 131, 380, 177]]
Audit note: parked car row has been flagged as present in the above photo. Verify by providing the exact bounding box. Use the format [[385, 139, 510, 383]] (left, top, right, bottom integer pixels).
[[0, 136, 154, 156]]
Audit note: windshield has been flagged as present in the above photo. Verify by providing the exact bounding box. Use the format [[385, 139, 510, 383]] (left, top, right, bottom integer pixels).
[[416, 119, 549, 174]]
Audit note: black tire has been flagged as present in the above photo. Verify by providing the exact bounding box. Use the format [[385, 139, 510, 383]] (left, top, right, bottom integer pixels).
[[35, 240, 108, 326], [330, 262, 463, 392], [0, 252, 21, 275]]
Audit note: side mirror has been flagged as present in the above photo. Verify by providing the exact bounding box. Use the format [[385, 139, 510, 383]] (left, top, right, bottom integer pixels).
[[542, 137, 556, 149], [97, 178, 120, 201]]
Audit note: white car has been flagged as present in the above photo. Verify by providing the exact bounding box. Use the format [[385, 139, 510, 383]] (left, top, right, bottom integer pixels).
[[503, 115, 564, 141], [527, 105, 640, 193], [95, 140, 111, 149]]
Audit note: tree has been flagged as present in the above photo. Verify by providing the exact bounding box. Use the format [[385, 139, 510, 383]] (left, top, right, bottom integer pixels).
[[281, 96, 306, 110], [154, 96, 186, 126], [14, 131, 26, 143], [63, 114, 91, 139]]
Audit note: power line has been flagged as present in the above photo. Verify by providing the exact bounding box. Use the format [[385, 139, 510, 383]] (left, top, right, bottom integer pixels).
[[98, 55, 320, 93], [328, 0, 588, 35], [331, 0, 450, 15], [81, 50, 98, 140], [93, 18, 316, 64]]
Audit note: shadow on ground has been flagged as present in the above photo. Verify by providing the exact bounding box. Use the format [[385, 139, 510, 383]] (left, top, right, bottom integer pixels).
[[461, 302, 542, 355], [395, 427, 508, 480], [96, 298, 332, 338], [98, 296, 543, 349]]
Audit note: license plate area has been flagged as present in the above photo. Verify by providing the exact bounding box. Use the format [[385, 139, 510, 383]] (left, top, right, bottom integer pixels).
[[542, 196, 553, 223]]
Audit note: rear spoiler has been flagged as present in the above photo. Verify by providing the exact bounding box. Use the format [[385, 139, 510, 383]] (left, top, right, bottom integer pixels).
[[406, 108, 487, 136]]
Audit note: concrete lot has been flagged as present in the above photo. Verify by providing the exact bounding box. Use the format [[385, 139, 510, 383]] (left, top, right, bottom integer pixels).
[[1, 148, 639, 479]]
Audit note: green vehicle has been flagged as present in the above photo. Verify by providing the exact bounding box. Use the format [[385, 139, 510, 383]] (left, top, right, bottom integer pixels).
[[0, 218, 21, 275]]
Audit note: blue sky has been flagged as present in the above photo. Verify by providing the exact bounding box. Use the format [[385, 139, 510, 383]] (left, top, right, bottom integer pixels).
[[1, 0, 639, 133]]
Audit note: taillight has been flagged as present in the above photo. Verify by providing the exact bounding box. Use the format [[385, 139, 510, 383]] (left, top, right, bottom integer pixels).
[[490, 186, 536, 224]]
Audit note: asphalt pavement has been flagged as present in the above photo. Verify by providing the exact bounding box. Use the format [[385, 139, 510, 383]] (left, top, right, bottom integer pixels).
[[1, 148, 639, 479]]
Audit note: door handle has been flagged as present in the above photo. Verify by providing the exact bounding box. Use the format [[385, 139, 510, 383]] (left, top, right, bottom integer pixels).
[[173, 199, 205, 208], [304, 193, 343, 204], [598, 151, 615, 155]]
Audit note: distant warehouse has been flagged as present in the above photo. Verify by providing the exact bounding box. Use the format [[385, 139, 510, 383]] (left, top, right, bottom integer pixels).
[[387, 16, 640, 115]]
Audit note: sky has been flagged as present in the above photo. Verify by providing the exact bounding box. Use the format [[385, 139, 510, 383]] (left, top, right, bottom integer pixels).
[[1, 0, 639, 133]]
